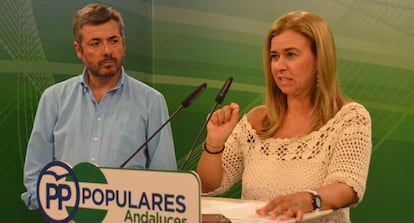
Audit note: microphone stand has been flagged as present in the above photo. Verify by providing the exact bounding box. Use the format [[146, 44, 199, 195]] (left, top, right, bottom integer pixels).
[[120, 105, 184, 168], [180, 102, 218, 170], [120, 83, 207, 168], [180, 77, 233, 170]]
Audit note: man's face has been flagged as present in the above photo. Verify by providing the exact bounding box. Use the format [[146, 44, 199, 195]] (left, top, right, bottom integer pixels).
[[74, 20, 125, 79]]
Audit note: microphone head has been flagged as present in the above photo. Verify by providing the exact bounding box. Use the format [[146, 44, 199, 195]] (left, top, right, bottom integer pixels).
[[181, 83, 207, 108], [215, 76, 233, 104]]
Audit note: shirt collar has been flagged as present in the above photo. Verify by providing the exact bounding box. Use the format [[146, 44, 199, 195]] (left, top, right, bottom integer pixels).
[[80, 67, 126, 93]]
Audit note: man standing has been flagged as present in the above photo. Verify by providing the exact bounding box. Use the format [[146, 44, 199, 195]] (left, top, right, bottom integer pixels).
[[21, 3, 177, 210]]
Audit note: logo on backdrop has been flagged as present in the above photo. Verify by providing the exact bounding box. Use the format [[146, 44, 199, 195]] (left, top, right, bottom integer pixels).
[[36, 161, 196, 223]]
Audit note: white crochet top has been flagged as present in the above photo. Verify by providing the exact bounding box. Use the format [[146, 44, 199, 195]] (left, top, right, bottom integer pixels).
[[210, 102, 372, 223]]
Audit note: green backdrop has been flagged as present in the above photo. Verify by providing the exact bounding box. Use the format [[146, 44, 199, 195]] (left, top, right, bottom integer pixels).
[[1, 0, 413, 222]]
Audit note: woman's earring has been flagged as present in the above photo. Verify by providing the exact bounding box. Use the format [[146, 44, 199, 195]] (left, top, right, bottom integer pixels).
[[316, 74, 320, 88]]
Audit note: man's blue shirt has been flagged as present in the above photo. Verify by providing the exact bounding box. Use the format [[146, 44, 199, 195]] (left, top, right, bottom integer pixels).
[[21, 67, 177, 209]]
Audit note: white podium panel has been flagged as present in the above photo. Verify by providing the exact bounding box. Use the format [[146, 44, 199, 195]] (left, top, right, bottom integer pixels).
[[202, 196, 333, 223]]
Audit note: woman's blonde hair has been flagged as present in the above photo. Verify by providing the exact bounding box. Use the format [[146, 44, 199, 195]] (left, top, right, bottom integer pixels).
[[259, 11, 345, 138]]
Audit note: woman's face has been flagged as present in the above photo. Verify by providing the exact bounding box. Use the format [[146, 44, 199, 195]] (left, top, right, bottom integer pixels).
[[270, 29, 317, 100]]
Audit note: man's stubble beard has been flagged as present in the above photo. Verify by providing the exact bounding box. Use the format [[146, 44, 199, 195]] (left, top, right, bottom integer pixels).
[[88, 57, 123, 80], [89, 66, 118, 79]]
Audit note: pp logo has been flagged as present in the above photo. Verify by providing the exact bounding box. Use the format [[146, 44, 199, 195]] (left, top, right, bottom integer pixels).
[[37, 161, 80, 223], [37, 161, 108, 223]]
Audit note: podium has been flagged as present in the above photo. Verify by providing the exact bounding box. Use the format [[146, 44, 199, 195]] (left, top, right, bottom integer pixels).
[[36, 161, 201, 223], [37, 161, 332, 223]]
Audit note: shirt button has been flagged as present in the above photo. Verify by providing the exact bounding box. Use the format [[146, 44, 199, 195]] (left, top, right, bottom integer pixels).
[[93, 137, 99, 141], [97, 117, 102, 122], [90, 157, 96, 162]]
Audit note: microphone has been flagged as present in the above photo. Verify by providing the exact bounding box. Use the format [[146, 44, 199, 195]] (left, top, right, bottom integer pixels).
[[180, 77, 233, 170], [181, 83, 207, 108], [120, 83, 207, 168], [215, 76, 233, 104]]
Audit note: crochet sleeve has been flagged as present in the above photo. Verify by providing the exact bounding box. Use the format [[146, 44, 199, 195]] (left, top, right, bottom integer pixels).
[[325, 103, 372, 205]]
